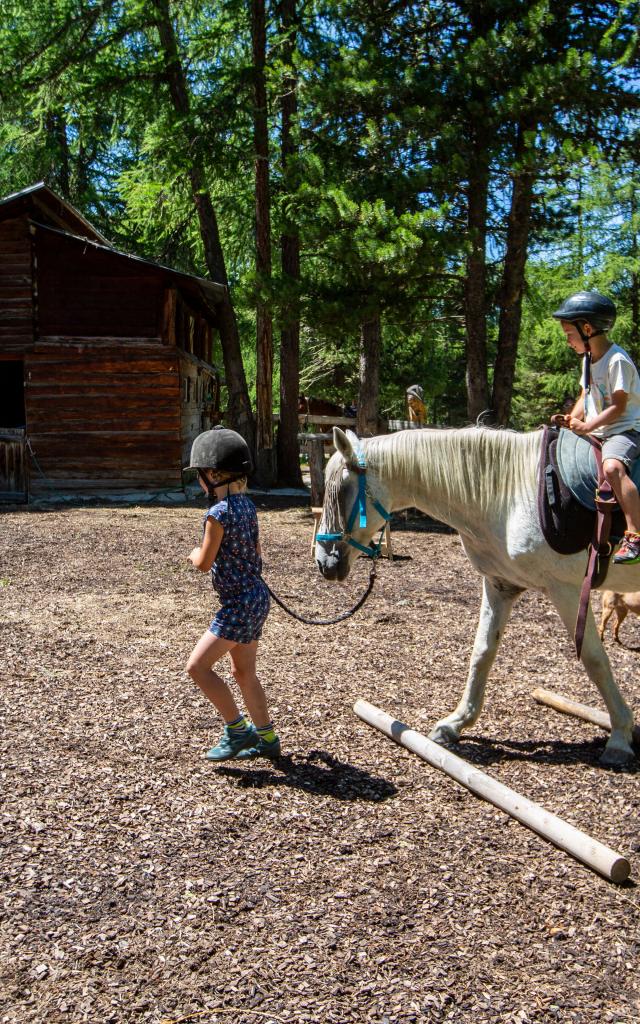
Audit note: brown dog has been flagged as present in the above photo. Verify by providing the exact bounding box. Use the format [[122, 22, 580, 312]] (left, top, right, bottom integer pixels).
[[599, 590, 640, 641]]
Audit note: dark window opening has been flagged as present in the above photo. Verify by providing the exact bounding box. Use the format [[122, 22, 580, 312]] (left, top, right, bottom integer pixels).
[[0, 362, 25, 427]]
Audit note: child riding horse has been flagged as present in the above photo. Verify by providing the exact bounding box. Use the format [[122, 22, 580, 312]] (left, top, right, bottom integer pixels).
[[315, 426, 637, 766]]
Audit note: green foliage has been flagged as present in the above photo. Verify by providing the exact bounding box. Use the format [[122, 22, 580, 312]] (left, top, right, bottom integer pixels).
[[0, 0, 638, 430]]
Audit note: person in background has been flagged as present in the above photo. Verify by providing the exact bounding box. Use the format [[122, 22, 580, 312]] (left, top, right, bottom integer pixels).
[[406, 385, 427, 425]]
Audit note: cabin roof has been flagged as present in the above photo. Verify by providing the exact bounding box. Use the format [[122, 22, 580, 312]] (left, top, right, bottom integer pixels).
[[0, 182, 110, 244], [30, 220, 226, 318], [1, 183, 226, 317]]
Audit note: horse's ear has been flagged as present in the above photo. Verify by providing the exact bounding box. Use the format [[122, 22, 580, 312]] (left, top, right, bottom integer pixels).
[[345, 429, 360, 450], [333, 426, 357, 466]]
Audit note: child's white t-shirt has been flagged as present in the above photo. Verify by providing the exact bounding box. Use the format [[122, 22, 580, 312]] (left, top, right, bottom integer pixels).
[[583, 343, 640, 437]]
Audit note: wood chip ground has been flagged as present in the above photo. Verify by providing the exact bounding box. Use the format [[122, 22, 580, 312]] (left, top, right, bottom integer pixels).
[[1, 500, 639, 1023]]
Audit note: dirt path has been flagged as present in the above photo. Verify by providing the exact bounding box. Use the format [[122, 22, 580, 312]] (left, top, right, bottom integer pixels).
[[1, 502, 639, 1023]]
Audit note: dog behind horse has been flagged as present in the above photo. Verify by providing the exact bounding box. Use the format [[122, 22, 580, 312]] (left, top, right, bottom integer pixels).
[[599, 590, 640, 642]]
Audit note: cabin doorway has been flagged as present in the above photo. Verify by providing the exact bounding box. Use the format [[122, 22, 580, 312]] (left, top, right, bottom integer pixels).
[[0, 360, 28, 502]]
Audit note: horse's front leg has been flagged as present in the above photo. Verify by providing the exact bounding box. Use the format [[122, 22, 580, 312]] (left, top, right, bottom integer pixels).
[[547, 584, 635, 766], [430, 576, 523, 745]]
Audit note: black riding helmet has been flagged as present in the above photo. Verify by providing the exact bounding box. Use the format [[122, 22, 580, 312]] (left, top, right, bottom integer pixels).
[[553, 291, 617, 394], [552, 291, 617, 337], [186, 426, 253, 489]]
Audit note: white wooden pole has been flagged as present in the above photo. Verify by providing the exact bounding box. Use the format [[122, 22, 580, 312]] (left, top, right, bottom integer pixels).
[[532, 686, 640, 746], [354, 699, 631, 884]]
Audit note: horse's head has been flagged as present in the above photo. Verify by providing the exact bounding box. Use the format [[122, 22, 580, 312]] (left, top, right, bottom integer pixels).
[[315, 427, 391, 581]]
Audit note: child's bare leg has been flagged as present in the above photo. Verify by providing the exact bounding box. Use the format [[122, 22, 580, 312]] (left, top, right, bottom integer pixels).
[[603, 459, 640, 533], [186, 631, 239, 719], [229, 641, 270, 726]]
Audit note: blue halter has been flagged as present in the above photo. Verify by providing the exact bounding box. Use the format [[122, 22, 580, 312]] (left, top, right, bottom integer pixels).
[[316, 445, 392, 558]]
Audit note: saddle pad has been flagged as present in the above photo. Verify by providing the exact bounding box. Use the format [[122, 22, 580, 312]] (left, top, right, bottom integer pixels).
[[556, 428, 640, 510], [537, 427, 594, 554]]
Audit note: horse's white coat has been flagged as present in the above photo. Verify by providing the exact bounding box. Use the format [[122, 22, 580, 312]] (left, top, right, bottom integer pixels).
[[316, 427, 637, 765]]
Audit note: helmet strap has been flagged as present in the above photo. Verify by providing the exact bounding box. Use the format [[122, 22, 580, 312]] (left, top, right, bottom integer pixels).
[[197, 469, 218, 500], [198, 469, 243, 501], [575, 321, 588, 343], [572, 321, 597, 394], [582, 341, 592, 394], [575, 321, 605, 343]]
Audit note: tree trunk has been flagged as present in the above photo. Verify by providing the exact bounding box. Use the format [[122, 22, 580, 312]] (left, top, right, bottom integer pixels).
[[357, 315, 381, 436], [46, 112, 70, 198], [252, 0, 275, 485], [631, 188, 639, 355], [154, 0, 255, 449], [492, 124, 536, 425], [464, 134, 490, 423], [276, 0, 303, 486]]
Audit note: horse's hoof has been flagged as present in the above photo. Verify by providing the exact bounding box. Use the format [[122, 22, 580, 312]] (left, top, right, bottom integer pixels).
[[599, 745, 636, 767], [429, 723, 460, 746]]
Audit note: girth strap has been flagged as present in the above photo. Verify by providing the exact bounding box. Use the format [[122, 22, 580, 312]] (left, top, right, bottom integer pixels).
[[574, 438, 617, 658]]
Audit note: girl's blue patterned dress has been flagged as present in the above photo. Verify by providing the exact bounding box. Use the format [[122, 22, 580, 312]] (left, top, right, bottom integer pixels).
[[205, 493, 270, 644]]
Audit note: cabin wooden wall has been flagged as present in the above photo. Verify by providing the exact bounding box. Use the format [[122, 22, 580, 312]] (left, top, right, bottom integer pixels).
[[179, 354, 221, 468], [0, 217, 33, 353], [25, 345, 182, 494], [27, 232, 188, 493]]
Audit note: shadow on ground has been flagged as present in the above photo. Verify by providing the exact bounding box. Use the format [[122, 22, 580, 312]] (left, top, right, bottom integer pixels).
[[457, 734, 640, 771], [217, 748, 397, 801]]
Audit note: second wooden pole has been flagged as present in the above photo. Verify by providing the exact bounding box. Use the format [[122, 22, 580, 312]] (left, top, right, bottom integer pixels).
[[532, 686, 640, 746]]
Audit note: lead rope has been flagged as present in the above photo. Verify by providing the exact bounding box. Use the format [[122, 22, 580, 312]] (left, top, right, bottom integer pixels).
[[261, 560, 377, 626], [574, 436, 617, 658], [259, 523, 386, 626], [26, 437, 50, 482], [258, 441, 388, 625]]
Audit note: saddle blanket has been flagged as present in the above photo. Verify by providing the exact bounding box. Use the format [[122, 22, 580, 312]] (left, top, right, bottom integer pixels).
[[556, 428, 640, 510], [537, 426, 626, 557]]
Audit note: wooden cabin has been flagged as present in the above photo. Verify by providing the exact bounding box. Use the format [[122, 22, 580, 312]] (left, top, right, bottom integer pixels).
[[0, 183, 224, 501]]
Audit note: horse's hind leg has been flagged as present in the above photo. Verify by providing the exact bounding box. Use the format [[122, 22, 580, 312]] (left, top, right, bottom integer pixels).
[[430, 576, 523, 746], [548, 584, 635, 765]]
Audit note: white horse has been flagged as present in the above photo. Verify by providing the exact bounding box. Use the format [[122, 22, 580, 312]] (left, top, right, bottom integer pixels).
[[315, 426, 637, 766]]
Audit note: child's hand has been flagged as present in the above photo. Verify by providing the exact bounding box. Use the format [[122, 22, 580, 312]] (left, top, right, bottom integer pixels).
[[550, 413, 569, 428], [568, 417, 590, 436], [188, 546, 201, 566]]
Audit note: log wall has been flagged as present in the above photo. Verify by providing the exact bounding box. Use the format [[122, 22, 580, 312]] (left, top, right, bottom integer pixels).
[[0, 217, 33, 353], [35, 228, 163, 339], [179, 353, 222, 468], [25, 344, 182, 494]]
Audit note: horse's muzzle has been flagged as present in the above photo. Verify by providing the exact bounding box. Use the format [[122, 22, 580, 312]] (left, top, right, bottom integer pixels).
[[315, 541, 351, 581]]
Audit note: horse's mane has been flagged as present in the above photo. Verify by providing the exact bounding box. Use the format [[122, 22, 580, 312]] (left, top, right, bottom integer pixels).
[[328, 427, 541, 523]]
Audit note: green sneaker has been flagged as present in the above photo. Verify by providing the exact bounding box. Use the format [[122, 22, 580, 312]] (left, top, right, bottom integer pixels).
[[235, 735, 282, 761], [205, 725, 259, 762]]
